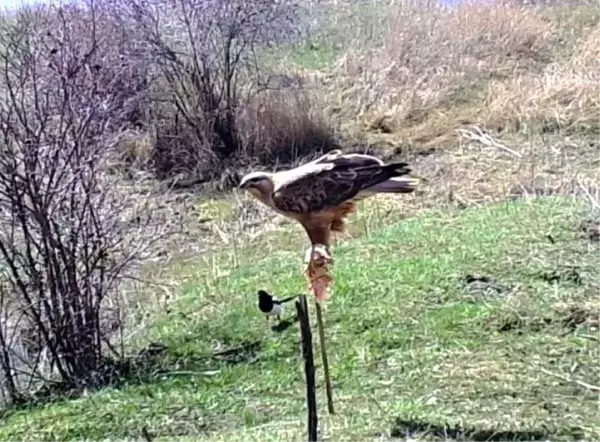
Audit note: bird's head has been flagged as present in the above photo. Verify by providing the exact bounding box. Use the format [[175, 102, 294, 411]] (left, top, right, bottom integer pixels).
[[257, 290, 272, 302], [238, 171, 274, 199]]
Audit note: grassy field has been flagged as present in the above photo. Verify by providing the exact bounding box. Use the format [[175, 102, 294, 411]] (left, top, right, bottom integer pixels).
[[0, 196, 598, 440], [0, 0, 598, 440]]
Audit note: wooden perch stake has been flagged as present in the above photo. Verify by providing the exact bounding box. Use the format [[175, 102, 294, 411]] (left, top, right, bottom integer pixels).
[[296, 296, 318, 442], [305, 245, 335, 415], [315, 301, 335, 415]]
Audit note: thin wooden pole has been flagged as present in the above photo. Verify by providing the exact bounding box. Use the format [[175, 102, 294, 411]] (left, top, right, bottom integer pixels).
[[315, 301, 335, 415], [296, 296, 318, 442]]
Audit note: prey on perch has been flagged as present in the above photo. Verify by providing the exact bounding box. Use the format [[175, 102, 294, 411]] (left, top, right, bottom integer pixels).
[[239, 149, 419, 300]]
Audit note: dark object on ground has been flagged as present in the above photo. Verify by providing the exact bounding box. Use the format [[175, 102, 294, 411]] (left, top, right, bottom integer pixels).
[[390, 417, 564, 441], [271, 315, 300, 333], [464, 274, 509, 294], [212, 340, 262, 365], [141, 426, 154, 441], [580, 219, 600, 242], [537, 267, 582, 285]]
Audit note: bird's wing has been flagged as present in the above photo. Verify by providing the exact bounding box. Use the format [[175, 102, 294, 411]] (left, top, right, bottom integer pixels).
[[272, 156, 409, 214], [311, 151, 384, 167], [308, 149, 343, 164]]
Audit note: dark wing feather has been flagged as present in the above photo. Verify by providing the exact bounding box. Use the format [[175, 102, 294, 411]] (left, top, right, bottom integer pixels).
[[273, 162, 410, 214]]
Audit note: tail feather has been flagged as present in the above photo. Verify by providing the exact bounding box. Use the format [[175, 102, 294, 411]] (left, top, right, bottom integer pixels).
[[382, 162, 411, 177], [278, 294, 300, 304], [366, 176, 419, 193]]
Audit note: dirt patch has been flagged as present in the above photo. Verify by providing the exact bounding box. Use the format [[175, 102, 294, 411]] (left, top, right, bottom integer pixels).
[[561, 307, 595, 330], [535, 267, 583, 285], [555, 304, 600, 330], [212, 340, 262, 365], [389, 417, 574, 441], [494, 302, 597, 334], [580, 219, 600, 242], [495, 315, 553, 334], [463, 274, 510, 298]]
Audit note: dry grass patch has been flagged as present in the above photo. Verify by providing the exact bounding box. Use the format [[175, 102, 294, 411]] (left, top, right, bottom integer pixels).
[[324, 2, 562, 144], [237, 88, 337, 167], [484, 26, 599, 136]]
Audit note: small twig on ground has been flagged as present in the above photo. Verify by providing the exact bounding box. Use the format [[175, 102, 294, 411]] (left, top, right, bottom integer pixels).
[[296, 296, 318, 442], [459, 125, 522, 158], [540, 367, 600, 393], [315, 301, 335, 415], [577, 178, 600, 212], [154, 370, 221, 378], [212, 340, 261, 357]]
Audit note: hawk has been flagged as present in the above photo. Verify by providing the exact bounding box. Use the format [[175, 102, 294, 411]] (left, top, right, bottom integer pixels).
[[239, 149, 418, 301]]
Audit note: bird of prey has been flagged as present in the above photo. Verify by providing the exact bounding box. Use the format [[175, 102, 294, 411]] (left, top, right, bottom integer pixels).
[[239, 150, 419, 301], [257, 290, 299, 322]]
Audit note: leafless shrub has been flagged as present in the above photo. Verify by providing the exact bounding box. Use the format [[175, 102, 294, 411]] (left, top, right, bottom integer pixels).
[[238, 88, 336, 167], [114, 0, 333, 183], [0, 1, 170, 404]]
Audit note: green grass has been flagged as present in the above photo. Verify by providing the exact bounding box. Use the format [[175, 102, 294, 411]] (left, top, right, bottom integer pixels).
[[263, 2, 395, 71], [1, 197, 598, 441]]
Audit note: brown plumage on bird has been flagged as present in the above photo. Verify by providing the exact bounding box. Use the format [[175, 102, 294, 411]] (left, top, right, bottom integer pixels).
[[239, 149, 419, 302]]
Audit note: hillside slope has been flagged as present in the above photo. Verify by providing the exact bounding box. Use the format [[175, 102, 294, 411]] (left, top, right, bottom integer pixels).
[[1, 196, 598, 441]]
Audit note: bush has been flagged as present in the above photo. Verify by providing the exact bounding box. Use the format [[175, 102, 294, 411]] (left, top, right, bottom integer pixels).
[[0, 2, 169, 404], [238, 88, 337, 167], [109, 0, 334, 185]]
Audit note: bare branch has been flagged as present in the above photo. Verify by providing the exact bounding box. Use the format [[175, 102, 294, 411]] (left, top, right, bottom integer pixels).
[[0, 0, 174, 402]]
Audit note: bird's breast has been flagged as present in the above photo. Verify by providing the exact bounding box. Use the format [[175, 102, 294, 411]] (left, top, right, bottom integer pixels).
[[270, 303, 283, 316]]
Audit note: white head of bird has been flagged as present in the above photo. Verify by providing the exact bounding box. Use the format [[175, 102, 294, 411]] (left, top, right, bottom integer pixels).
[[238, 171, 275, 201]]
